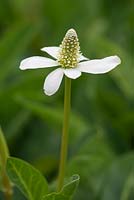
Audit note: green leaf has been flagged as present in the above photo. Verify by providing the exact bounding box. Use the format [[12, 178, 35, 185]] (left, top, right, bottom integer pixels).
[[7, 157, 48, 200], [43, 174, 80, 200]]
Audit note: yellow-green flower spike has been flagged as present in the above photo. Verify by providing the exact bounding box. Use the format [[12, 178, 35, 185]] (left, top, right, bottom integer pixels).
[[58, 29, 80, 68]]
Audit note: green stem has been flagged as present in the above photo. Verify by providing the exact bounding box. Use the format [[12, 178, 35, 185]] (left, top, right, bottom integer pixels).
[[0, 128, 13, 200], [2, 173, 13, 200], [57, 77, 71, 191]]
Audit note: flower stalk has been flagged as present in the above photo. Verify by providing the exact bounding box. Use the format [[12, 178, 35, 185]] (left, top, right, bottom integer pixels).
[[57, 77, 71, 191], [0, 128, 13, 200], [2, 174, 13, 200]]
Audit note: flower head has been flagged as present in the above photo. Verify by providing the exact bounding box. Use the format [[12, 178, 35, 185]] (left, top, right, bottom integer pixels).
[[58, 29, 80, 68], [19, 28, 121, 96]]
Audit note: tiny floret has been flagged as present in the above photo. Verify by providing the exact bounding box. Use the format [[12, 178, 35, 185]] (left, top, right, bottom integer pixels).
[[58, 29, 80, 68]]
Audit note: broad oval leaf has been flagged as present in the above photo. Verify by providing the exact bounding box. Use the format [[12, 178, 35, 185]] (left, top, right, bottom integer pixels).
[[43, 174, 80, 200], [7, 157, 48, 200]]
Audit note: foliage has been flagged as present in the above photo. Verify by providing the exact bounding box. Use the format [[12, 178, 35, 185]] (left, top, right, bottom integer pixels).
[[7, 157, 48, 200], [6, 157, 79, 200], [0, 0, 133, 199], [43, 175, 79, 200]]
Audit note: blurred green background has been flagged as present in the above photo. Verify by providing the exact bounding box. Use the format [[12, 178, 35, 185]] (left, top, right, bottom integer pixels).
[[0, 0, 133, 199]]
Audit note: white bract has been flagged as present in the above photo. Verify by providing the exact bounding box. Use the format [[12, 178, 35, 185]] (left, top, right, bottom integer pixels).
[[19, 29, 121, 96]]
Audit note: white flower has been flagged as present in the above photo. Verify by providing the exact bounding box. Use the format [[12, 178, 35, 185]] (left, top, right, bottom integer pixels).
[[19, 29, 121, 96]]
